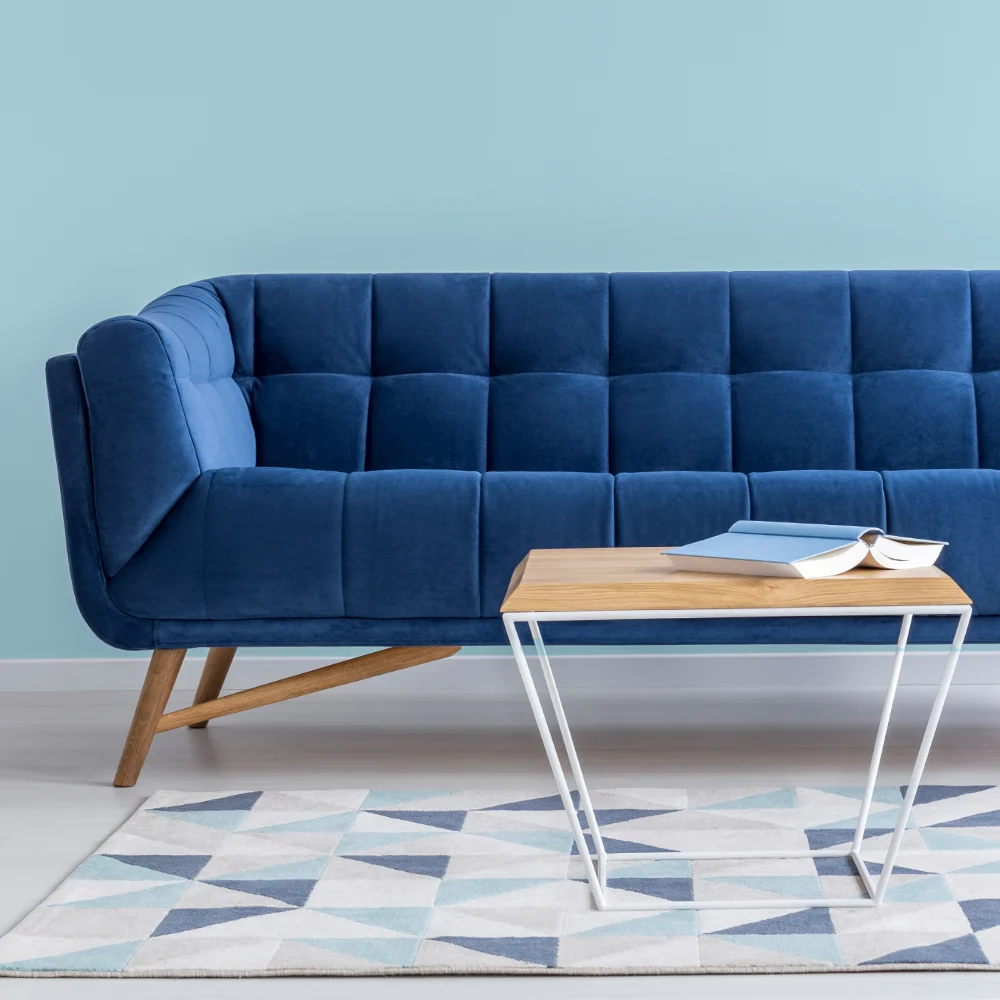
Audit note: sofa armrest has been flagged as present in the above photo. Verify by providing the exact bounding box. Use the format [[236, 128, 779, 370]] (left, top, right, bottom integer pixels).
[[77, 282, 255, 577]]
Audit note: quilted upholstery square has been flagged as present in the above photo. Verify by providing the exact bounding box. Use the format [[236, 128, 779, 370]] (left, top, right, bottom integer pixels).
[[854, 370, 978, 470], [730, 271, 851, 373], [367, 374, 488, 471], [610, 373, 731, 472], [749, 470, 886, 529], [490, 273, 609, 375], [343, 470, 481, 618], [254, 374, 369, 472], [488, 373, 608, 472], [609, 271, 729, 375], [731, 372, 855, 472], [254, 274, 372, 375], [615, 472, 749, 547], [372, 273, 489, 375], [851, 271, 972, 373]]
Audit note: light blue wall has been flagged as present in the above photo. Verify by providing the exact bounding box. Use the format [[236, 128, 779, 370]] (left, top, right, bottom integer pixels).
[[3, 0, 1000, 657]]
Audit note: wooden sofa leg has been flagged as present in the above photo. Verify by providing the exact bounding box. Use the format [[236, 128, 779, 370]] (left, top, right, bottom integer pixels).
[[114, 648, 187, 788], [188, 647, 237, 729]]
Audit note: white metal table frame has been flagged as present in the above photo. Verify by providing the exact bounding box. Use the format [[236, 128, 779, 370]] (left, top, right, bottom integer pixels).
[[503, 603, 972, 912]]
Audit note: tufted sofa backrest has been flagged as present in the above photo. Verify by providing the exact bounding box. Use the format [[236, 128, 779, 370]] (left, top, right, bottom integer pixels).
[[207, 271, 1000, 476]]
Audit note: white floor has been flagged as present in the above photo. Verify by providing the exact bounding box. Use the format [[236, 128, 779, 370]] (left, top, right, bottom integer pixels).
[[2, 682, 1000, 999]]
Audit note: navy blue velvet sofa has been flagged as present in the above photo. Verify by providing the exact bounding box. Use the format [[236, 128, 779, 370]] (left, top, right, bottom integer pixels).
[[49, 270, 1000, 783], [48, 271, 1000, 656]]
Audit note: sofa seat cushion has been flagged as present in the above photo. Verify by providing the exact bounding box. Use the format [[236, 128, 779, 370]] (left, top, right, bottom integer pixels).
[[109, 468, 346, 619], [748, 470, 887, 527], [884, 469, 1000, 615], [343, 470, 481, 618], [480, 472, 614, 616], [615, 472, 749, 547]]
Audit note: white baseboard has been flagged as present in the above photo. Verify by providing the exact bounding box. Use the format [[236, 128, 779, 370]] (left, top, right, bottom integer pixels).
[[2, 648, 999, 693]]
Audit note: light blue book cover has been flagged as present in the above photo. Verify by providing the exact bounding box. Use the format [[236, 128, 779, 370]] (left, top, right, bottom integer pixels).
[[664, 520, 945, 579]]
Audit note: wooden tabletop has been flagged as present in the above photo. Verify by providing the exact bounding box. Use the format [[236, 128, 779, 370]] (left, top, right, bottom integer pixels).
[[500, 547, 971, 613]]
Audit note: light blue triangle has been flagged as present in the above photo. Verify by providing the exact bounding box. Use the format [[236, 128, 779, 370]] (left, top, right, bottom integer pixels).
[[922, 829, 1000, 851], [820, 786, 904, 805], [312, 907, 432, 936], [883, 875, 954, 903], [435, 878, 558, 906], [706, 875, 823, 898], [955, 860, 1000, 874], [824, 808, 911, 830], [59, 881, 189, 909], [335, 831, 438, 854], [607, 859, 692, 879], [476, 830, 574, 853], [71, 855, 185, 882], [362, 790, 451, 808], [152, 809, 246, 831], [0, 940, 143, 972], [703, 789, 797, 810], [296, 937, 419, 967], [714, 932, 843, 964], [216, 858, 329, 881], [573, 910, 697, 937], [253, 813, 355, 834]]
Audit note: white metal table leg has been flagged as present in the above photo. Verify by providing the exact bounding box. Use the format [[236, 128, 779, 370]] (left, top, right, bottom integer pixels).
[[504, 605, 971, 911], [528, 620, 608, 888], [503, 616, 608, 908], [870, 606, 972, 902]]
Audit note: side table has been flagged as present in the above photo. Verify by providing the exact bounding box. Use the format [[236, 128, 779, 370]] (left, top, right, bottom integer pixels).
[[501, 547, 972, 912]]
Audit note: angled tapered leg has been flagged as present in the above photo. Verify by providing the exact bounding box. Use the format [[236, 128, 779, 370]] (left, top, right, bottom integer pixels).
[[114, 648, 186, 787], [188, 647, 237, 728]]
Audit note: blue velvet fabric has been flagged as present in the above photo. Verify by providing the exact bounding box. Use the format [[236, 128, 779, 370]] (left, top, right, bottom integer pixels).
[[480, 472, 614, 616], [615, 472, 748, 547], [50, 271, 1000, 650], [343, 470, 481, 618]]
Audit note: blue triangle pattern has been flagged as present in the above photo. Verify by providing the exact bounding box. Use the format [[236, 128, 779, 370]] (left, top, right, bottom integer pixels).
[[864, 933, 989, 966], [311, 907, 432, 936], [904, 784, 993, 805], [342, 854, 450, 879], [104, 854, 211, 880], [155, 792, 262, 813], [204, 879, 317, 907], [606, 877, 693, 901], [151, 905, 290, 937], [960, 898, 1000, 932], [9, 784, 1000, 975], [366, 809, 466, 831], [0, 941, 143, 973], [485, 792, 580, 811], [433, 936, 559, 967], [717, 907, 835, 936], [932, 809, 1000, 828]]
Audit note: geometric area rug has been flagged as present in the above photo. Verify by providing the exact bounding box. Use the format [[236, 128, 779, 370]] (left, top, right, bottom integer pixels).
[[3, 787, 1000, 976]]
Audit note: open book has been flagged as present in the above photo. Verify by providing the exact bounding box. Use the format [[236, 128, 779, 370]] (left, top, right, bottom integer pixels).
[[664, 521, 946, 579]]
